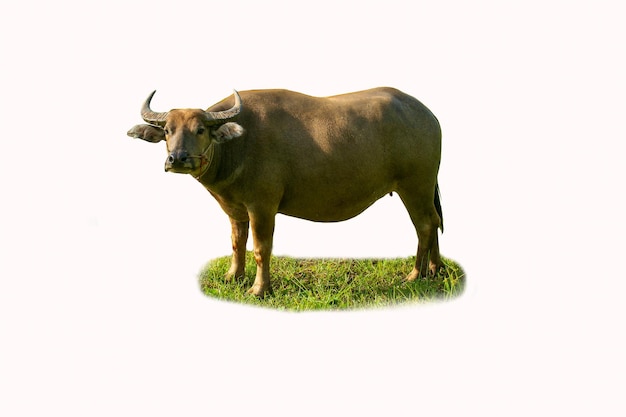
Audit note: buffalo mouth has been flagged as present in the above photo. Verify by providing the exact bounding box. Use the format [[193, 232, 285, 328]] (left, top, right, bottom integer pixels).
[[165, 166, 196, 174], [164, 158, 200, 174]]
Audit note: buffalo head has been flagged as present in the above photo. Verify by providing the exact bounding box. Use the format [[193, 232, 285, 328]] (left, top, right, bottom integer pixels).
[[127, 91, 244, 176]]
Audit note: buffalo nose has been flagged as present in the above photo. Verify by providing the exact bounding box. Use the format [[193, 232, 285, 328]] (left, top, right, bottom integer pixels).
[[167, 151, 188, 164]]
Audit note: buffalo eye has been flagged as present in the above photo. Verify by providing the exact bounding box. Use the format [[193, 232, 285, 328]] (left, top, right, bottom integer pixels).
[[164, 127, 171, 135], [197, 127, 206, 135]]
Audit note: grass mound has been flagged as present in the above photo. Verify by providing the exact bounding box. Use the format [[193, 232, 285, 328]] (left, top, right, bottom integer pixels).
[[199, 253, 465, 311]]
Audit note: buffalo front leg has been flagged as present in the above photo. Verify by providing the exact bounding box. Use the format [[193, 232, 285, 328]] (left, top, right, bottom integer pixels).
[[225, 218, 249, 282], [247, 210, 276, 298]]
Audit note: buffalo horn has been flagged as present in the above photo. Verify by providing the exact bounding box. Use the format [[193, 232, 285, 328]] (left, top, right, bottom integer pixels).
[[203, 90, 242, 125], [141, 90, 169, 126]]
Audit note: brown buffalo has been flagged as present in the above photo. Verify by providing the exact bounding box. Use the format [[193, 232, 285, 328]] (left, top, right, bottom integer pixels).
[[127, 87, 444, 297]]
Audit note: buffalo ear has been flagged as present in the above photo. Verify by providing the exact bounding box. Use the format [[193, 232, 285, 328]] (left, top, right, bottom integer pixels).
[[126, 124, 165, 143], [212, 122, 245, 143]]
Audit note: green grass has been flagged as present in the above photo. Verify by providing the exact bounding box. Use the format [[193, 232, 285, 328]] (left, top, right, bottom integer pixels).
[[198, 253, 465, 311]]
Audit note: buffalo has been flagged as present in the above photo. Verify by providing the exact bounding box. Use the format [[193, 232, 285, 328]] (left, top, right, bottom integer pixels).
[[127, 87, 444, 297]]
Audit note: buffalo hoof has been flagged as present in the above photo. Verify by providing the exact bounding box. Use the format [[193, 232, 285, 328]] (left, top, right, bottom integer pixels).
[[403, 269, 423, 282], [224, 270, 244, 282], [404, 264, 444, 282], [247, 284, 272, 298]]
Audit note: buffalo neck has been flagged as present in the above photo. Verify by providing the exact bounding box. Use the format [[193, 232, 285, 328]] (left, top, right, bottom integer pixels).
[[193, 140, 242, 188]]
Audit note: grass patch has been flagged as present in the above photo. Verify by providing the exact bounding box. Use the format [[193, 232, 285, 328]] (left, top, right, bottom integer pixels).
[[198, 253, 465, 311]]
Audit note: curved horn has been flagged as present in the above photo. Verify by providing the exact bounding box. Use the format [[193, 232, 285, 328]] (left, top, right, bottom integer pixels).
[[203, 90, 242, 125], [141, 90, 169, 126]]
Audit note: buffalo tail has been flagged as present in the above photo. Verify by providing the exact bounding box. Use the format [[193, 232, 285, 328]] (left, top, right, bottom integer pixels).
[[435, 183, 444, 233]]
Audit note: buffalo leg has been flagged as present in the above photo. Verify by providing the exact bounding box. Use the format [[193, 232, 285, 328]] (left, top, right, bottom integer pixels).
[[398, 191, 443, 281], [226, 218, 249, 281], [247, 210, 276, 297]]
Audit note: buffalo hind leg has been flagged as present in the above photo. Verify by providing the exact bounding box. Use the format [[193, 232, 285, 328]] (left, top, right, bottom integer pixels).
[[247, 210, 276, 298], [225, 218, 249, 282], [399, 191, 443, 281]]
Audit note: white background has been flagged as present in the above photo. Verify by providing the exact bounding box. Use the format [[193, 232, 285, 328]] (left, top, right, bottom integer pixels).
[[1, 0, 625, 415]]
